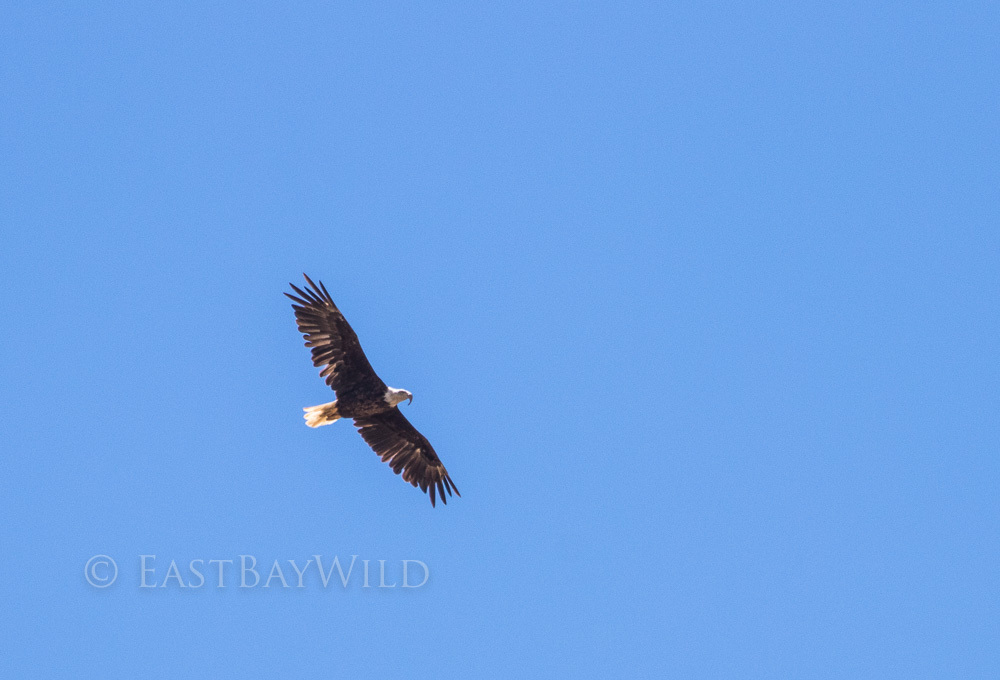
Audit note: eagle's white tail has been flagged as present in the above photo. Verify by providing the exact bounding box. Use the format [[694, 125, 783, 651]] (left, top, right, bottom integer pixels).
[[304, 400, 340, 428]]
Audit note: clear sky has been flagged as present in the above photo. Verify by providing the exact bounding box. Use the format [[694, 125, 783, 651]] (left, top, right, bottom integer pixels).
[[2, 2, 998, 678]]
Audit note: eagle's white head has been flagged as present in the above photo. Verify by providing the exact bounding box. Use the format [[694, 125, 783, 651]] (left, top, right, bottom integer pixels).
[[385, 387, 413, 407]]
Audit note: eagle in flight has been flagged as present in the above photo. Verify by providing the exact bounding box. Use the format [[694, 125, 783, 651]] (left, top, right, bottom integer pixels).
[[286, 274, 460, 507]]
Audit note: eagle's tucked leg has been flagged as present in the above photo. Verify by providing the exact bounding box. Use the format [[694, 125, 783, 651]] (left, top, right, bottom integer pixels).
[[304, 400, 340, 428]]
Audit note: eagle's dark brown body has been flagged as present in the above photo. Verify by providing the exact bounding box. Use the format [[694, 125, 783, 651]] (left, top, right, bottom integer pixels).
[[332, 384, 391, 419]]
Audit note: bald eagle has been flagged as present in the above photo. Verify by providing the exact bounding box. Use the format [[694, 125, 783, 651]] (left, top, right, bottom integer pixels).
[[285, 275, 460, 507]]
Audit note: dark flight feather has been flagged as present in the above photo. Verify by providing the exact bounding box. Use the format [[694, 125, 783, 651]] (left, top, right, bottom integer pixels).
[[353, 409, 460, 507], [284, 274, 383, 396]]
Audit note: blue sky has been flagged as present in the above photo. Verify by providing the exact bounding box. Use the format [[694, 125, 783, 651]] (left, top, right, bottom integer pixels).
[[2, 2, 998, 678]]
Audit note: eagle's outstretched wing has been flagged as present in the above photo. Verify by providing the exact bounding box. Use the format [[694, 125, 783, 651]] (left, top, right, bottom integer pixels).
[[353, 409, 460, 507], [284, 274, 384, 396]]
